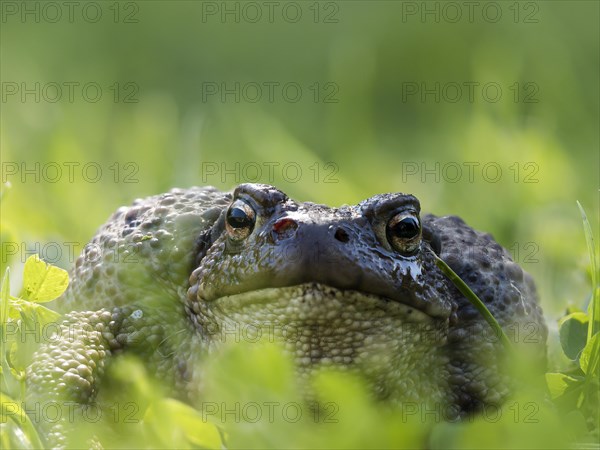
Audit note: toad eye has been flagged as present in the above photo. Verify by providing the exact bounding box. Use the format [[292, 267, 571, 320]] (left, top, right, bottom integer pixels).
[[226, 199, 255, 240], [386, 212, 421, 255]]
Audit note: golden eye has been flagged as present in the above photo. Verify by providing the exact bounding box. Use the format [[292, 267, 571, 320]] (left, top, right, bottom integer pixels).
[[225, 199, 255, 240], [386, 212, 421, 255]]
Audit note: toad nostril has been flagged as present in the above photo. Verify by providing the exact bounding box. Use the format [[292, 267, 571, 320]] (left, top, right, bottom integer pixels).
[[334, 228, 349, 243]]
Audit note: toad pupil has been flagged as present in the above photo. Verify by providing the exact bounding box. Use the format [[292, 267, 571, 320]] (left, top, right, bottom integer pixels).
[[227, 207, 252, 228], [390, 216, 420, 239]]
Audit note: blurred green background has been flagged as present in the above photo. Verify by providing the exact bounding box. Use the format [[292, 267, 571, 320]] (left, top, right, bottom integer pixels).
[[1, 0, 598, 325]]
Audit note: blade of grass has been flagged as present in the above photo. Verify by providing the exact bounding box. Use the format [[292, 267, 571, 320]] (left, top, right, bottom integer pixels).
[[0, 268, 9, 329], [433, 253, 512, 350], [0, 392, 44, 448], [576, 201, 599, 341], [1, 268, 11, 393]]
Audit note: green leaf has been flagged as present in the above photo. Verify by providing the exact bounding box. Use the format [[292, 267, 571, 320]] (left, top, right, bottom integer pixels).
[[580, 332, 600, 376], [558, 312, 589, 359], [143, 398, 224, 449], [565, 305, 584, 315], [20, 255, 68, 303], [5, 342, 23, 379], [577, 201, 599, 341], [10, 298, 61, 328], [545, 372, 581, 399]]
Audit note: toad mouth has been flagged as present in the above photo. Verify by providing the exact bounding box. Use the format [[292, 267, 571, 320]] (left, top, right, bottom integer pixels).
[[197, 282, 438, 323]]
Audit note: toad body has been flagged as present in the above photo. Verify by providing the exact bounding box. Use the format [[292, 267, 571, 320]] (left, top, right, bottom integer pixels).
[[27, 183, 547, 445]]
